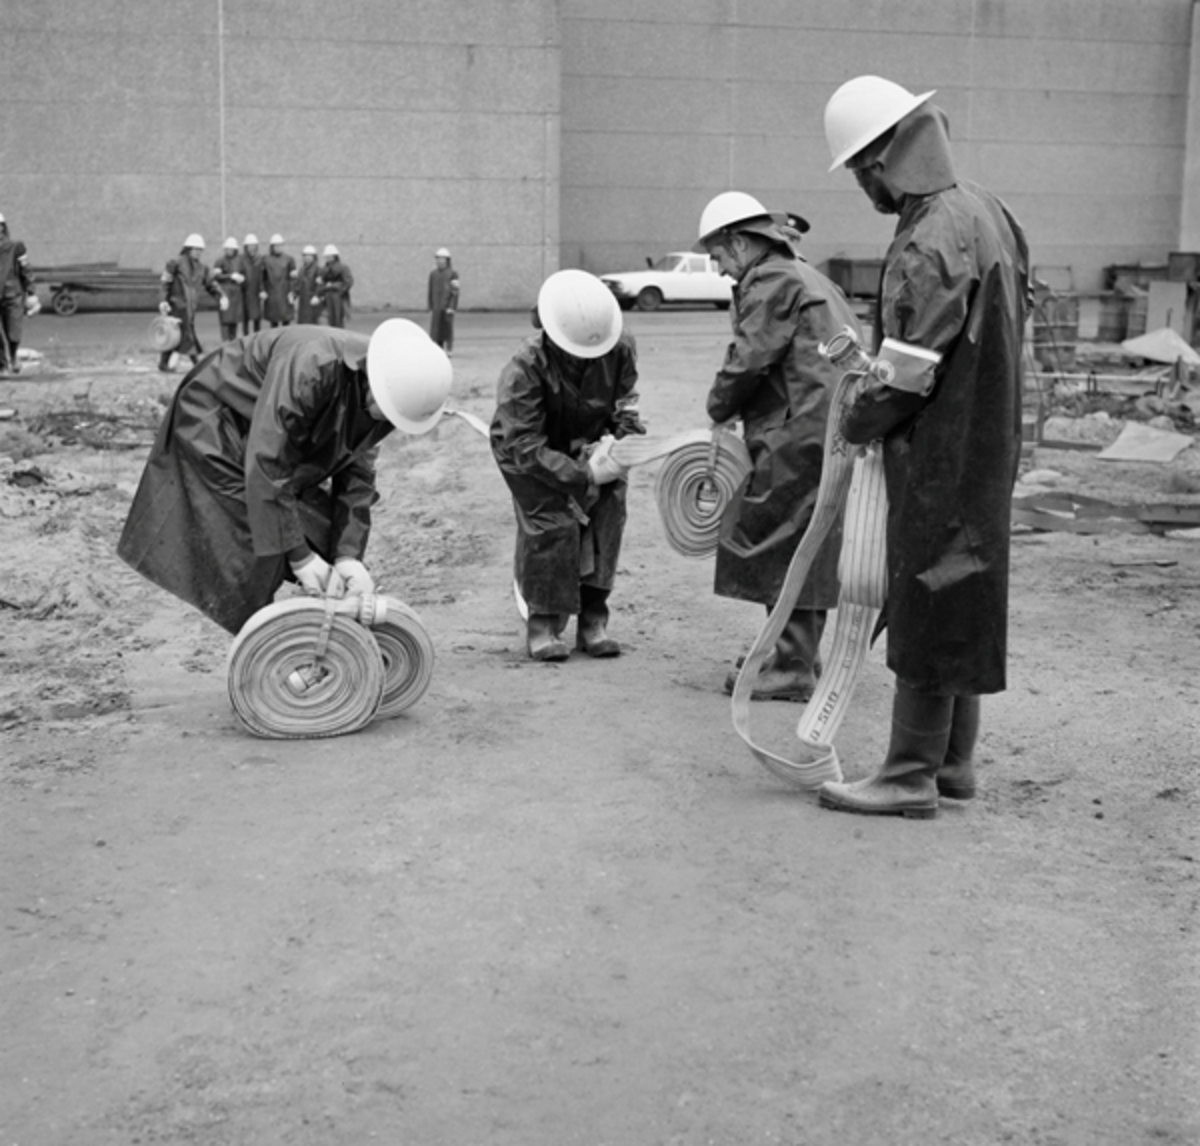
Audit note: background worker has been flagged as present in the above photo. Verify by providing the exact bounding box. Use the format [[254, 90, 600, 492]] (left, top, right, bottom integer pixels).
[[157, 234, 227, 373], [817, 76, 1030, 819], [319, 245, 353, 329], [490, 269, 644, 662], [697, 191, 857, 702], [241, 234, 265, 335], [0, 211, 38, 375], [427, 247, 460, 354], [117, 320, 452, 635], [213, 237, 246, 342], [296, 245, 323, 324], [262, 234, 297, 328]]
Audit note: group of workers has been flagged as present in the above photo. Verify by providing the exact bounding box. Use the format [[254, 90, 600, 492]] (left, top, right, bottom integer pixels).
[[118, 74, 1029, 824]]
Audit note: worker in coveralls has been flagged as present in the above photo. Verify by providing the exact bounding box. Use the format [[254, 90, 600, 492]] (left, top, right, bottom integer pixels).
[[117, 320, 452, 636], [157, 234, 228, 373], [262, 234, 297, 328], [427, 247, 460, 354], [296, 245, 323, 324], [241, 234, 265, 336], [0, 212, 39, 374], [696, 191, 857, 702], [213, 237, 246, 343], [490, 269, 645, 661], [817, 76, 1030, 819], [319, 245, 353, 329]]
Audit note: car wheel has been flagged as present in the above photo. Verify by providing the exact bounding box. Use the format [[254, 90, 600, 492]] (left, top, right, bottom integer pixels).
[[635, 287, 663, 312], [52, 290, 78, 316], [714, 301, 730, 311]]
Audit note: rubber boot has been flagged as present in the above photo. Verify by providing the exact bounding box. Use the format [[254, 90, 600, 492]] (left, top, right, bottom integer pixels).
[[726, 609, 824, 701], [576, 585, 620, 657], [937, 695, 980, 800], [819, 683, 953, 819], [527, 614, 569, 661], [6, 341, 19, 374]]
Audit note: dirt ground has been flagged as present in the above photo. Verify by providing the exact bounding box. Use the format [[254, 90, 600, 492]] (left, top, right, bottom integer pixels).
[[2, 309, 1198, 1146]]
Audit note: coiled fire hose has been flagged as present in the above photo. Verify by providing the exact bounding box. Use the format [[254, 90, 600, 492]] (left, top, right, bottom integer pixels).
[[730, 328, 890, 790], [227, 593, 434, 739]]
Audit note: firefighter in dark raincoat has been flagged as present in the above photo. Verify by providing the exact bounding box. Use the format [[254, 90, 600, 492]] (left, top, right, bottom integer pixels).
[[262, 234, 297, 327], [490, 269, 644, 661], [240, 234, 265, 335], [319, 245, 353, 329], [0, 211, 38, 374], [118, 320, 452, 635], [427, 247, 460, 353], [157, 234, 227, 372], [213, 237, 246, 342], [696, 191, 858, 702], [817, 76, 1030, 819], [296, 246, 323, 324]]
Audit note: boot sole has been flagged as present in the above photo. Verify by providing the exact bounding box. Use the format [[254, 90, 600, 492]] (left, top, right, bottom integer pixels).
[[818, 792, 938, 819], [936, 782, 976, 800], [576, 640, 620, 658]]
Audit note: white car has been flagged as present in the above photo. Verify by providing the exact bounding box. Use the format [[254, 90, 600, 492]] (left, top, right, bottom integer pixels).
[[599, 252, 733, 311]]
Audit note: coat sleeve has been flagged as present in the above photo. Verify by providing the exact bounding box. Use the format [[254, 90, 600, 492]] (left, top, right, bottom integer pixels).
[[329, 445, 380, 560], [16, 243, 34, 295], [204, 265, 225, 304], [706, 270, 799, 424], [448, 272, 460, 309], [160, 258, 177, 303]]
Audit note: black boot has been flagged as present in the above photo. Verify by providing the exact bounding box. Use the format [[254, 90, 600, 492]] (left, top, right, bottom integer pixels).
[[937, 696, 980, 799], [527, 614, 569, 661], [726, 609, 824, 701], [819, 682, 953, 819], [6, 341, 19, 374], [576, 585, 619, 657]]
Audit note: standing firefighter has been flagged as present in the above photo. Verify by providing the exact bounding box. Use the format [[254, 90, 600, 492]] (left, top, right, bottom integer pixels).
[[490, 269, 644, 661], [117, 321, 452, 635], [262, 234, 297, 327], [319, 245, 353, 329], [697, 191, 857, 702], [427, 247, 460, 353], [241, 234, 265, 335], [296, 245, 322, 324], [0, 212, 38, 374], [157, 234, 227, 372], [817, 76, 1030, 819], [213, 237, 246, 343]]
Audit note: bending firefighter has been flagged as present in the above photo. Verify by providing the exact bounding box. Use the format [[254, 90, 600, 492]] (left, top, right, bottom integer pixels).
[[490, 269, 645, 661], [697, 191, 857, 702], [817, 76, 1030, 819], [118, 320, 452, 635]]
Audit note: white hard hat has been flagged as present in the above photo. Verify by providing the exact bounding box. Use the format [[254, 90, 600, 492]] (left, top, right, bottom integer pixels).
[[270, 233, 284, 245], [302, 244, 317, 255], [0, 213, 5, 224], [366, 319, 452, 435], [537, 269, 622, 359], [824, 75, 936, 172], [223, 236, 239, 249], [183, 233, 205, 250], [323, 244, 339, 257], [435, 247, 451, 258], [695, 191, 771, 248], [244, 233, 259, 246]]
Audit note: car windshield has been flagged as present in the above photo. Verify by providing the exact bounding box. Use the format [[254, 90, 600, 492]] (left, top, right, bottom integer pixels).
[[649, 255, 684, 272]]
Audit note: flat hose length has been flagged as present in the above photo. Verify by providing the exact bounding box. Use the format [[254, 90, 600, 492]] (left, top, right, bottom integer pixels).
[[227, 594, 434, 739]]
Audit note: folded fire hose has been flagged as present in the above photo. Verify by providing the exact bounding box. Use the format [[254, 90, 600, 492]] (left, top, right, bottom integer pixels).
[[227, 593, 434, 739], [731, 329, 889, 789]]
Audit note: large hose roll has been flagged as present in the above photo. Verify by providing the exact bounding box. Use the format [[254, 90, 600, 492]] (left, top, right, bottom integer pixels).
[[370, 596, 436, 718]]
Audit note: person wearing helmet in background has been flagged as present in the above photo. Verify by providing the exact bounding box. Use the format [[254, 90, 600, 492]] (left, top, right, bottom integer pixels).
[[157, 234, 228, 373], [318, 245, 353, 328], [816, 76, 1030, 820], [117, 319, 451, 636], [262, 234, 297, 328], [427, 247, 460, 354], [490, 269, 645, 662], [296, 245, 323, 324], [240, 234, 265, 336], [213, 237, 246, 343], [696, 191, 858, 703], [0, 212, 39, 375]]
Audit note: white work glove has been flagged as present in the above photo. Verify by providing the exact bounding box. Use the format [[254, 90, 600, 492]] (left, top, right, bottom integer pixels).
[[218, 295, 229, 311], [158, 301, 171, 316], [586, 435, 629, 486], [259, 290, 268, 301], [310, 296, 321, 307], [290, 553, 346, 598], [334, 558, 374, 597], [231, 272, 245, 284], [24, 293, 41, 317]]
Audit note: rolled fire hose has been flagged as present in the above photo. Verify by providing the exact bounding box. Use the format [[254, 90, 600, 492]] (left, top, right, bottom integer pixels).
[[227, 593, 434, 739], [731, 329, 889, 790]]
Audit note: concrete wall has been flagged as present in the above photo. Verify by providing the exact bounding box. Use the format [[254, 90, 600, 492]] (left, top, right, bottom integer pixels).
[[560, 0, 1195, 293], [0, 0, 560, 309]]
